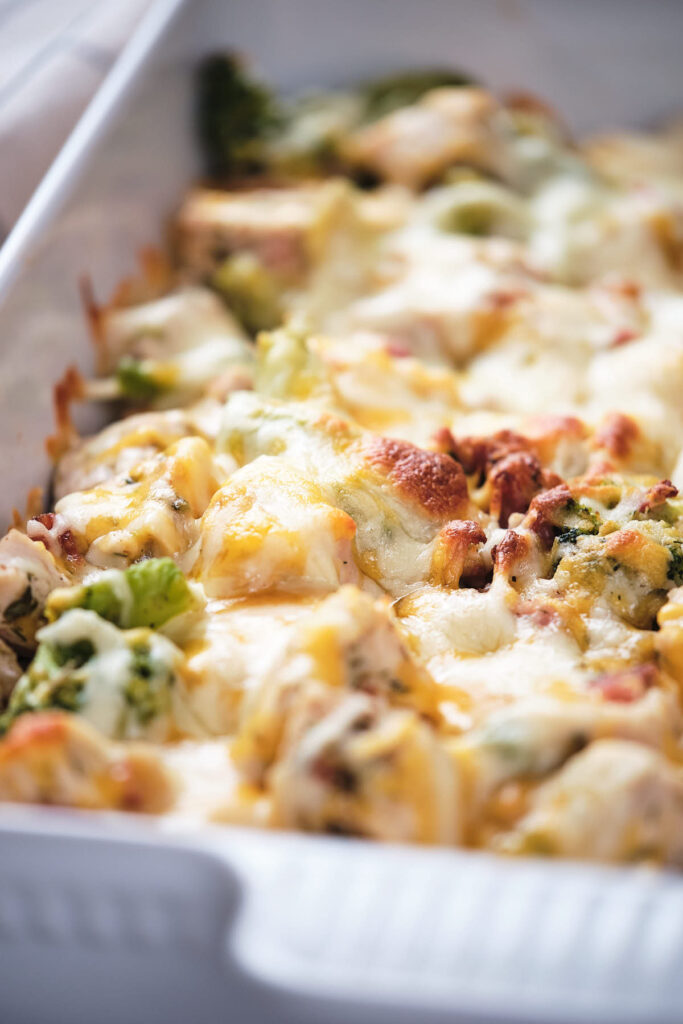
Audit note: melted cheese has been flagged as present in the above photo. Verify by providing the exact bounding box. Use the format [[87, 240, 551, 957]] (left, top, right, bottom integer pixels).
[[4, 78, 683, 866]]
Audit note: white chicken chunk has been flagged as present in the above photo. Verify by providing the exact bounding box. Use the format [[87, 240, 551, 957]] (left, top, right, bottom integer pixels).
[[498, 740, 683, 864]]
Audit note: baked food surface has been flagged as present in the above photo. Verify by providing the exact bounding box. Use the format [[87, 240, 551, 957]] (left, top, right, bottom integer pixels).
[[3, 59, 683, 864]]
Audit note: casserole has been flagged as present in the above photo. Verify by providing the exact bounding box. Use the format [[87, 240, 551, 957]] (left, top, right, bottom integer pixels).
[[3, 0, 683, 1020]]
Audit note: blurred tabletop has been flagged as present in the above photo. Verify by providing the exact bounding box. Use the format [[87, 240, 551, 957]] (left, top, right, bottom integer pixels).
[[0, 0, 150, 241]]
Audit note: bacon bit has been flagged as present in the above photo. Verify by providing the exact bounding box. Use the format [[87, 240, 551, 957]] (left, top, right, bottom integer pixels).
[[489, 451, 559, 527], [431, 520, 486, 587], [58, 529, 84, 564], [487, 288, 527, 311], [442, 429, 564, 525], [46, 366, 85, 461], [515, 600, 558, 627], [32, 512, 55, 530], [593, 412, 640, 460], [28, 514, 84, 565], [364, 436, 468, 518], [590, 663, 657, 703], [493, 529, 531, 574], [610, 327, 640, 348], [526, 483, 572, 548], [638, 479, 678, 514], [385, 341, 412, 358]]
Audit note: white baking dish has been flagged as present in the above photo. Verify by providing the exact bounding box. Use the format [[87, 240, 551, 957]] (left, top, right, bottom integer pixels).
[[2, 1, 683, 1020]]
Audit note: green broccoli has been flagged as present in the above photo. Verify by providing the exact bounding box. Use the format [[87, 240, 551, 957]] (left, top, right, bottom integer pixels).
[[196, 53, 281, 178], [212, 252, 283, 335], [0, 636, 94, 730], [116, 356, 171, 403], [46, 558, 195, 631], [667, 542, 683, 585], [1, 610, 181, 739], [556, 500, 601, 545]]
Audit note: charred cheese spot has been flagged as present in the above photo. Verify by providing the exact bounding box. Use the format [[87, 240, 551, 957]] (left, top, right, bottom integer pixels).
[[362, 436, 468, 519]]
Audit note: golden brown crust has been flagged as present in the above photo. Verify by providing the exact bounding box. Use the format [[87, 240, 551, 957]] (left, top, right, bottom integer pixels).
[[493, 528, 533, 574], [526, 483, 573, 548], [363, 436, 468, 518], [444, 428, 531, 479], [431, 520, 486, 587], [489, 451, 559, 527]]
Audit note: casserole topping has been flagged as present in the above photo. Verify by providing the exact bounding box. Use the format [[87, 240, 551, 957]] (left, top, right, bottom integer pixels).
[[4, 56, 683, 864]]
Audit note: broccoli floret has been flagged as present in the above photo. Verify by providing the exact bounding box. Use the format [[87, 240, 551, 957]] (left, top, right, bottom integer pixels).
[[196, 53, 280, 178], [212, 253, 283, 335], [360, 67, 475, 123], [255, 326, 328, 400], [116, 357, 170, 403], [0, 631, 96, 732], [125, 559, 195, 628], [0, 637, 92, 730], [667, 542, 683, 585], [123, 642, 173, 726], [556, 527, 583, 545], [49, 577, 124, 625], [46, 558, 195, 631], [444, 201, 496, 236], [556, 500, 601, 544], [1, 610, 182, 739]]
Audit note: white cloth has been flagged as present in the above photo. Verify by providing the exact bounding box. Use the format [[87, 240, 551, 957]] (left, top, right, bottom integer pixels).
[[0, 0, 150, 239]]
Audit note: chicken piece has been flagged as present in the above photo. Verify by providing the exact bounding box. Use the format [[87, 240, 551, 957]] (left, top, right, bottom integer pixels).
[[54, 408, 198, 500], [270, 689, 460, 844], [193, 457, 359, 598], [95, 287, 253, 408], [451, 688, 679, 815], [234, 585, 441, 781], [179, 595, 320, 737], [0, 711, 175, 812], [497, 740, 683, 864], [36, 437, 223, 571], [582, 129, 683, 189], [175, 184, 336, 283], [219, 392, 477, 595], [0, 530, 69, 656], [341, 87, 507, 190]]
